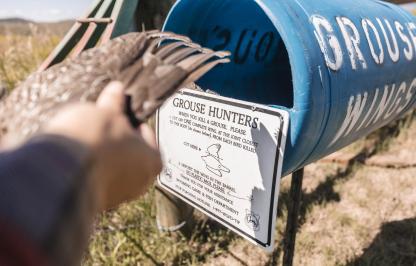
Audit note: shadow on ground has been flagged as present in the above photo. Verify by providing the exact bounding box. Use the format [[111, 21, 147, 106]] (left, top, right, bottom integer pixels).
[[267, 159, 356, 265], [267, 113, 415, 265], [170, 218, 239, 265], [347, 218, 416, 266]]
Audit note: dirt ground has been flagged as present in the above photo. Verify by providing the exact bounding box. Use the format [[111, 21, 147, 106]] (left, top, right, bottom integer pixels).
[[204, 116, 416, 266]]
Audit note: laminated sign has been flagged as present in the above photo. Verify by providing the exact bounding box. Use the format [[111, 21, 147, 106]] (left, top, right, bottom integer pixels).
[[157, 89, 289, 251]]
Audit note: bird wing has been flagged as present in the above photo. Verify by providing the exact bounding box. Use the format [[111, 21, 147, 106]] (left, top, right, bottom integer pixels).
[[120, 32, 230, 122], [0, 31, 230, 145]]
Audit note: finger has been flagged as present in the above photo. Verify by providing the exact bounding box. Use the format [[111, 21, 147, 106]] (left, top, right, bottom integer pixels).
[[97, 81, 125, 113], [139, 124, 158, 149]]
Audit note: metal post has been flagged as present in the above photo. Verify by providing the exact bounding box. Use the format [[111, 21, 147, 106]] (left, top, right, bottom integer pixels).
[[282, 168, 304, 266]]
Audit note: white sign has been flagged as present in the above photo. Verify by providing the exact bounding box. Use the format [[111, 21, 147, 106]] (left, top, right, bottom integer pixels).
[[157, 89, 289, 251]]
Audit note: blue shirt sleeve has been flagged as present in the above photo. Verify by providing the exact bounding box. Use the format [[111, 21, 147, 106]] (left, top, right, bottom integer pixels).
[[0, 135, 96, 265]]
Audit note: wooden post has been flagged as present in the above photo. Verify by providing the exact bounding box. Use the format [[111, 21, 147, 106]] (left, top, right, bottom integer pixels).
[[283, 168, 304, 266], [133, 0, 196, 238], [152, 106, 195, 236], [155, 186, 195, 237]]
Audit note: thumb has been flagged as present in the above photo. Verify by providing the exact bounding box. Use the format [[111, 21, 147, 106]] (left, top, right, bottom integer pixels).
[[139, 124, 158, 149], [97, 81, 125, 113]]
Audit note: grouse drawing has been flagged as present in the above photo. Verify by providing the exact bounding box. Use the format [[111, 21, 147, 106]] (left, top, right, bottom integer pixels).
[[0, 31, 230, 147], [201, 144, 231, 177]]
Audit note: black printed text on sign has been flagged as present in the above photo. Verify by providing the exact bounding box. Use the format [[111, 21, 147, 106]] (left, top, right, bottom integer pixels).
[[157, 89, 289, 252]]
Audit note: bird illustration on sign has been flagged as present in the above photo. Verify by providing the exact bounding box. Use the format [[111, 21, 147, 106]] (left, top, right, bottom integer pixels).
[[201, 144, 230, 177]]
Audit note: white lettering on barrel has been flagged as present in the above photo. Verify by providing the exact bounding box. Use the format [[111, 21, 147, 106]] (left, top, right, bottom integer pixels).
[[390, 81, 407, 115], [330, 92, 368, 145], [362, 18, 384, 65], [395, 21, 414, 61], [356, 88, 380, 131], [408, 23, 416, 54], [312, 14, 416, 71], [312, 15, 343, 71], [377, 18, 400, 63], [337, 16, 368, 70], [329, 77, 416, 147], [366, 84, 396, 127], [384, 81, 406, 118], [396, 78, 416, 114]]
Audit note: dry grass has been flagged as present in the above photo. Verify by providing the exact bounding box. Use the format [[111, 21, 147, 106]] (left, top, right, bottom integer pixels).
[[0, 24, 60, 91], [1, 20, 415, 266], [84, 187, 238, 265]]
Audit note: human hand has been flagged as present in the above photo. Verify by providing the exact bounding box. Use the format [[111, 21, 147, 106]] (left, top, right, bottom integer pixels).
[[45, 81, 162, 211]]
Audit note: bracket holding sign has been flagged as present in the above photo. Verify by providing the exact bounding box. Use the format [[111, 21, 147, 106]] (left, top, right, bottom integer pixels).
[[157, 89, 289, 251]]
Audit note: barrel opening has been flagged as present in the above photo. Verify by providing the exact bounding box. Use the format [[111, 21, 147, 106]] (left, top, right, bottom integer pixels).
[[164, 0, 294, 108]]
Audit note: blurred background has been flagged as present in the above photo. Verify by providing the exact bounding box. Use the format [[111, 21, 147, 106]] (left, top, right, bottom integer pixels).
[[0, 0, 415, 265], [0, 0, 90, 22]]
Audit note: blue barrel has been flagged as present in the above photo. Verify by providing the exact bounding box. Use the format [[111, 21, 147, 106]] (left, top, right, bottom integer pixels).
[[163, 0, 416, 176]]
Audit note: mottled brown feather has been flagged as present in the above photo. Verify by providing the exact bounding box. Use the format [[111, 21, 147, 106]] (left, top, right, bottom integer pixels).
[[0, 31, 230, 146]]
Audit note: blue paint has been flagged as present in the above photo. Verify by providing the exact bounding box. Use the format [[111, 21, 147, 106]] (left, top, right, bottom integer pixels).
[[163, 0, 416, 176]]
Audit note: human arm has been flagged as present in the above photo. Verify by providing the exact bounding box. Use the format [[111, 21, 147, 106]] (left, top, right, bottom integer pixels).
[[0, 82, 162, 265]]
